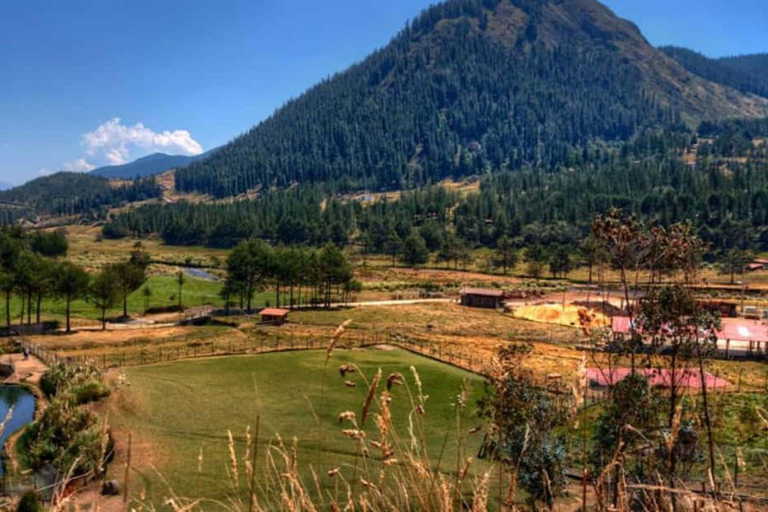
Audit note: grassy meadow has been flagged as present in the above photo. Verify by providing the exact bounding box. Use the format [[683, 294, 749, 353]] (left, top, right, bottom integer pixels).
[[107, 348, 488, 508], [5, 274, 240, 326]]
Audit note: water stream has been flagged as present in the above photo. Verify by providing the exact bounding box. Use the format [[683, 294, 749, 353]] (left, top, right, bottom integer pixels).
[[0, 386, 36, 475]]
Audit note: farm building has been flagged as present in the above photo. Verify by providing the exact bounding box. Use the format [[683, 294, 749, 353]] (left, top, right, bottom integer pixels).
[[260, 308, 290, 325], [587, 368, 729, 391], [716, 320, 768, 358], [460, 288, 505, 309], [748, 258, 768, 271], [612, 315, 768, 358]]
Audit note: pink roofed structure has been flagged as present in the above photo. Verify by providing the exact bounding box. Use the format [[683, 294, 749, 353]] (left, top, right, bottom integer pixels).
[[717, 321, 768, 343], [587, 367, 730, 389], [612, 316, 768, 342]]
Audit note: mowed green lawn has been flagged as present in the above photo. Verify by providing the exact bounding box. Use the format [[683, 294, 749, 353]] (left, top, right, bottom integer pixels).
[[109, 348, 487, 509]]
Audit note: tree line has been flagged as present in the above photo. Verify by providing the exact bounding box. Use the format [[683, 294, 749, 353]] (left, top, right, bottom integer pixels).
[[0, 227, 154, 332], [102, 121, 768, 278], [0, 172, 162, 222], [222, 240, 357, 311]]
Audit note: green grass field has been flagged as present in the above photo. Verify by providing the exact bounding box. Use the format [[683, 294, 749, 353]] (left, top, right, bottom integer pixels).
[[109, 348, 487, 508], [4, 274, 258, 325]]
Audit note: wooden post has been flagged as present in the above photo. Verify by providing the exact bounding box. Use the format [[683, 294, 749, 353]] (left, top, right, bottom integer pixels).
[[124, 433, 132, 504], [248, 416, 260, 512]]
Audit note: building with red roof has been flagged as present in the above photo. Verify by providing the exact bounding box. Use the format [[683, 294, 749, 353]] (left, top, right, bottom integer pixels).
[[587, 367, 729, 390], [260, 308, 290, 325]]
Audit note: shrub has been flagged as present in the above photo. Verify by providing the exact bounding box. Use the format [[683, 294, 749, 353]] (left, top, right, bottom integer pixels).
[[70, 380, 111, 405], [39, 363, 69, 399], [16, 491, 42, 512]]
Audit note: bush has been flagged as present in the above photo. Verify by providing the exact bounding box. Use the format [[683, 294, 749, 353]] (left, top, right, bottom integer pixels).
[[101, 222, 129, 239], [16, 491, 42, 512], [39, 363, 68, 399], [42, 320, 60, 333], [70, 380, 111, 405]]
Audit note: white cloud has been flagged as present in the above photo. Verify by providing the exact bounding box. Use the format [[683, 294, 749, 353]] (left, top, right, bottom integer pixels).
[[38, 168, 53, 176], [62, 158, 96, 173], [81, 117, 204, 165]]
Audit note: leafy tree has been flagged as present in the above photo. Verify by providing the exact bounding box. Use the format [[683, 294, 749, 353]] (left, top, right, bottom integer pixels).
[[525, 244, 546, 279], [224, 239, 273, 312], [55, 262, 90, 333], [30, 229, 68, 258], [318, 243, 353, 308], [176, 271, 185, 309], [493, 235, 518, 275], [89, 267, 119, 330], [400, 233, 430, 266], [718, 248, 753, 284], [142, 285, 152, 313], [548, 245, 573, 279], [115, 262, 147, 318], [578, 234, 604, 284], [384, 228, 403, 267], [591, 374, 657, 483], [130, 241, 151, 269], [478, 344, 570, 509], [419, 222, 445, 252]]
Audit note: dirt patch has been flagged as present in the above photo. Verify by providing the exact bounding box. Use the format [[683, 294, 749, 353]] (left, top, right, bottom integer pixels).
[[3, 353, 48, 385], [28, 326, 197, 350], [512, 303, 610, 329]]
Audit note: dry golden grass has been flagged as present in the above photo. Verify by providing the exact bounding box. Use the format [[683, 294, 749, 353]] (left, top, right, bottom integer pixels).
[[63, 224, 229, 270], [513, 303, 610, 329]]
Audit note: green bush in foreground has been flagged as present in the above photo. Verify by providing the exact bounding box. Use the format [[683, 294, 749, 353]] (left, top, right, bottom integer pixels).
[[16, 491, 42, 512], [22, 363, 111, 476]]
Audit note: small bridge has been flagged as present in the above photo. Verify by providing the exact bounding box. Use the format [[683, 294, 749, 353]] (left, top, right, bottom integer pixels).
[[179, 305, 215, 325]]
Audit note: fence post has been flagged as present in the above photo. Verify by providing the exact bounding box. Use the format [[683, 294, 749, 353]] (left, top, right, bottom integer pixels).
[[124, 432, 132, 505]]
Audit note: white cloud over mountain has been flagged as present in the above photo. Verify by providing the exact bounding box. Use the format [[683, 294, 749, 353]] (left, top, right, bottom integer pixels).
[[62, 158, 96, 173], [82, 117, 204, 166]]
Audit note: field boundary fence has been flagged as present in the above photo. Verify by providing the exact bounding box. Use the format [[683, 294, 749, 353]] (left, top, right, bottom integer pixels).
[[21, 330, 507, 379]]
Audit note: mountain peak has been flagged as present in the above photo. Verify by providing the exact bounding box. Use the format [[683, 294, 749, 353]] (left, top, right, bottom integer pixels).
[[174, 0, 768, 198], [90, 151, 213, 180]]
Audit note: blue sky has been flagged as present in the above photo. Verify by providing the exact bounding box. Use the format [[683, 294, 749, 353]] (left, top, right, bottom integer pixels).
[[0, 0, 765, 185]]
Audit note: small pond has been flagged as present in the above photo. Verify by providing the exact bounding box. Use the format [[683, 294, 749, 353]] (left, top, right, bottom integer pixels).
[[0, 386, 36, 475], [184, 267, 218, 281]]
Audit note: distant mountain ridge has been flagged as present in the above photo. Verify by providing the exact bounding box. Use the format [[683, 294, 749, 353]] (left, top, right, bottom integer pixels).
[[660, 46, 768, 99], [174, 0, 768, 198], [90, 150, 215, 179], [0, 172, 162, 217]]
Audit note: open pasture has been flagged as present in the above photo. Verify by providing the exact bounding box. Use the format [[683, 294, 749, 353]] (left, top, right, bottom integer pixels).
[[106, 348, 488, 508]]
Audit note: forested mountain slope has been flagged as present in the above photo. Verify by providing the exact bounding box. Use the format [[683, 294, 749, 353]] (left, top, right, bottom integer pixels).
[[105, 121, 768, 253], [719, 53, 768, 84], [174, 0, 768, 198], [661, 47, 768, 99], [0, 173, 162, 219]]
